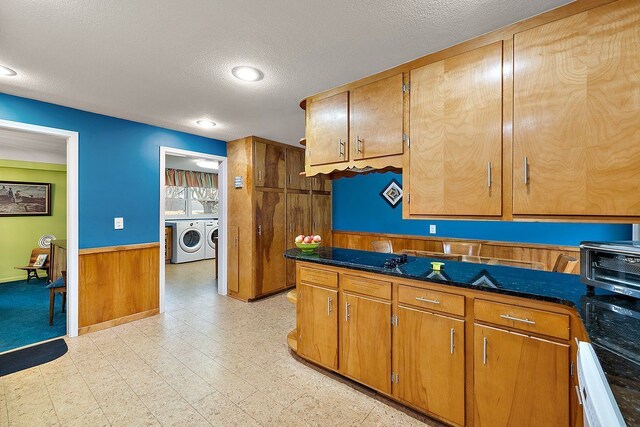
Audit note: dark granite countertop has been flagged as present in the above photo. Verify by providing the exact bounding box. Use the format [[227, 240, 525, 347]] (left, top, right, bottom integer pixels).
[[285, 247, 640, 425]]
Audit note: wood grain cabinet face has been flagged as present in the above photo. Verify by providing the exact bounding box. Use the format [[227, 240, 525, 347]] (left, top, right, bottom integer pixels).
[[473, 324, 570, 427], [340, 292, 392, 394], [513, 0, 640, 216], [395, 306, 465, 426], [297, 283, 338, 370], [351, 74, 404, 160], [286, 148, 308, 190], [227, 226, 239, 293], [311, 175, 332, 192], [254, 141, 286, 188], [255, 191, 287, 295], [408, 42, 503, 216], [286, 193, 312, 287], [307, 92, 349, 166], [311, 193, 332, 245]]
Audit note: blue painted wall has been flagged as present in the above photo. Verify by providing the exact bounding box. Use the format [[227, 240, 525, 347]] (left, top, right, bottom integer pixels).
[[0, 93, 226, 249], [333, 172, 632, 246]]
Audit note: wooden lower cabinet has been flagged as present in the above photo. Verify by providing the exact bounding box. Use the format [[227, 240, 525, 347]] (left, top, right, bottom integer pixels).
[[473, 324, 570, 427], [395, 306, 465, 426], [297, 283, 338, 370], [340, 292, 392, 394]]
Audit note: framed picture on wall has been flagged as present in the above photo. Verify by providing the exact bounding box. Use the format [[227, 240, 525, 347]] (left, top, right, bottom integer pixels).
[[380, 178, 403, 208], [0, 181, 51, 216]]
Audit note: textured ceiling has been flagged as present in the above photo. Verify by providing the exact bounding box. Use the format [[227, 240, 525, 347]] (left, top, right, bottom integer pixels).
[[0, 0, 571, 145], [0, 128, 67, 164]]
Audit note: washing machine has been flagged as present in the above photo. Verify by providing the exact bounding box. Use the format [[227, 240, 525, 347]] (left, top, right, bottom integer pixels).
[[205, 219, 218, 259], [169, 220, 206, 263]]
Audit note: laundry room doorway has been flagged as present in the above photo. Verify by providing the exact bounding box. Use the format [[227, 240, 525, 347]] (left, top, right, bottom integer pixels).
[[159, 147, 227, 314]]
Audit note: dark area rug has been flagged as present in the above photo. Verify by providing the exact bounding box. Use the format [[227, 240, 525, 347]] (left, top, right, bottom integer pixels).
[[0, 338, 68, 376]]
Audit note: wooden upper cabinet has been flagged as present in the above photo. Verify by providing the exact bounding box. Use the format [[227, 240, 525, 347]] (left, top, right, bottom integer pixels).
[[286, 148, 307, 190], [408, 42, 503, 216], [254, 141, 286, 188], [311, 193, 332, 246], [474, 324, 569, 427], [351, 74, 404, 160], [513, 0, 640, 216], [286, 193, 312, 287], [297, 283, 338, 370], [307, 92, 349, 166], [311, 175, 332, 193]]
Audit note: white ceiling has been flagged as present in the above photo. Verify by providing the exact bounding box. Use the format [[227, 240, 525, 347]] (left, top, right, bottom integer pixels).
[[166, 154, 218, 174], [0, 128, 67, 164], [0, 0, 571, 146]]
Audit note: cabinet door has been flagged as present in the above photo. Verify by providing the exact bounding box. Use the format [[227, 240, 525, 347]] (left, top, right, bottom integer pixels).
[[395, 307, 465, 426], [227, 226, 239, 293], [311, 193, 332, 246], [297, 283, 338, 370], [409, 42, 503, 216], [254, 141, 286, 188], [513, 0, 640, 216], [341, 293, 392, 393], [474, 324, 570, 427], [351, 74, 404, 160], [255, 191, 286, 295], [307, 92, 349, 165], [286, 148, 308, 191], [311, 175, 332, 193], [286, 193, 311, 287]]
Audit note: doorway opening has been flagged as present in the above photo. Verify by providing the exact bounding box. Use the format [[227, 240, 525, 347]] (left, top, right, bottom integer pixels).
[[159, 147, 227, 314], [0, 119, 79, 353]]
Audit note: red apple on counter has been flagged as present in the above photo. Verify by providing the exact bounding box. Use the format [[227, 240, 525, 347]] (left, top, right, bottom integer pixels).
[[313, 235, 322, 243], [303, 236, 313, 244], [294, 235, 305, 243]]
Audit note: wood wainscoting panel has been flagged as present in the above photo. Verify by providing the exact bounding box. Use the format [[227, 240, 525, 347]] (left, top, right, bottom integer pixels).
[[332, 231, 580, 273], [79, 243, 160, 329]]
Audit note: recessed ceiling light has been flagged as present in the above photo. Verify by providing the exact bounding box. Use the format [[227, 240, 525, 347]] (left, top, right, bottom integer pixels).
[[231, 66, 264, 82], [0, 65, 17, 76], [196, 119, 216, 128], [196, 160, 219, 170]]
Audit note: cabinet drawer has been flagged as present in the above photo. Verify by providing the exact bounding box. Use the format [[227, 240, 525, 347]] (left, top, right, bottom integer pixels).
[[398, 285, 465, 316], [474, 299, 569, 340], [342, 275, 391, 300], [299, 266, 338, 288]]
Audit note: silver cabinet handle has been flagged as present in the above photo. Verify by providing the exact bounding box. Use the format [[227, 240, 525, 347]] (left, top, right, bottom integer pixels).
[[258, 225, 262, 236], [338, 139, 345, 157], [327, 297, 332, 316], [524, 156, 529, 185], [487, 161, 492, 189], [258, 170, 262, 182], [345, 302, 351, 321], [234, 237, 238, 247], [356, 136, 363, 154], [288, 174, 292, 185], [500, 314, 535, 325], [415, 297, 440, 305], [289, 223, 293, 233], [450, 328, 455, 354], [483, 336, 488, 365], [575, 385, 583, 406]]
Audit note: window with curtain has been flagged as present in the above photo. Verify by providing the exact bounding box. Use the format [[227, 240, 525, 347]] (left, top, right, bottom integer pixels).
[[165, 168, 218, 218]]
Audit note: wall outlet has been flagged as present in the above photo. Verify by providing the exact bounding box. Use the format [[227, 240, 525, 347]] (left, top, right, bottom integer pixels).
[[429, 224, 437, 234], [114, 217, 124, 230]]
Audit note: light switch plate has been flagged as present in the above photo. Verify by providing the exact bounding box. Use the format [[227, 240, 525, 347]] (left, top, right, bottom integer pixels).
[[429, 224, 437, 234], [114, 217, 124, 230]]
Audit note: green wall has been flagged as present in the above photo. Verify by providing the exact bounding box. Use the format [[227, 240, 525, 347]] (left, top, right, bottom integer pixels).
[[0, 160, 67, 283]]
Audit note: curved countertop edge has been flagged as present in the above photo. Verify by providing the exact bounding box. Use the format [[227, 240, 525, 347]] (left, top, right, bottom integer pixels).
[[284, 247, 640, 425]]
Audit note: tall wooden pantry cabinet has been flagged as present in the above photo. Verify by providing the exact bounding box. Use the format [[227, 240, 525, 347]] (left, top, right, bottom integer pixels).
[[227, 136, 332, 301]]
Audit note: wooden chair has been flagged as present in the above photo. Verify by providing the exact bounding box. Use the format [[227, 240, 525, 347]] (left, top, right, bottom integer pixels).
[[553, 254, 579, 274], [47, 271, 67, 326], [443, 241, 482, 256], [14, 248, 50, 282], [371, 240, 393, 253], [486, 258, 545, 270]]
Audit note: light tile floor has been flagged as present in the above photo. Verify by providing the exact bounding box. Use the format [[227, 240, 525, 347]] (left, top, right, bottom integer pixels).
[[0, 260, 440, 426]]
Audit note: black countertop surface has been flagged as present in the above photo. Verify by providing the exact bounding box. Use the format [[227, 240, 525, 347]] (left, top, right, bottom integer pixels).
[[285, 247, 640, 425]]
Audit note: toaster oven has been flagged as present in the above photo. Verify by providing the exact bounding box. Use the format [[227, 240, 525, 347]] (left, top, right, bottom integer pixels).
[[581, 242, 640, 299]]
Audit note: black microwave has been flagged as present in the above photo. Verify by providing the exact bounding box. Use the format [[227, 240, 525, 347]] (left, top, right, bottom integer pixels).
[[580, 241, 640, 299]]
